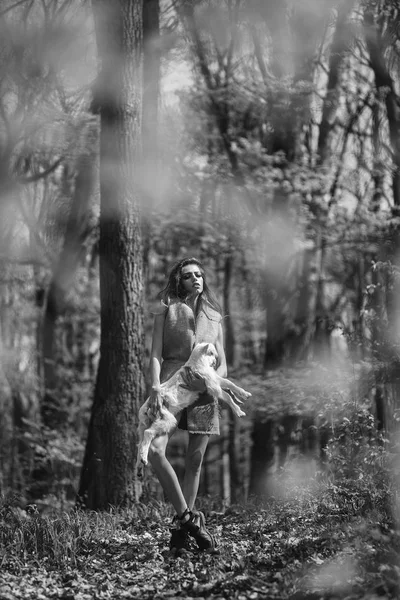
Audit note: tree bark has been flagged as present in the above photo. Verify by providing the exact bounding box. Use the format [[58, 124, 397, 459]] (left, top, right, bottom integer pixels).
[[287, 247, 314, 362], [364, 3, 400, 369], [364, 4, 400, 206], [142, 0, 160, 168], [264, 287, 286, 368], [228, 410, 241, 503], [312, 231, 330, 360], [223, 253, 235, 367], [249, 418, 275, 496], [142, 0, 160, 279], [78, 0, 144, 510], [317, 0, 356, 163], [220, 410, 230, 505]]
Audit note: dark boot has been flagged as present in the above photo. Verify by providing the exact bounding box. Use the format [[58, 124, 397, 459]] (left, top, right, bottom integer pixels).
[[179, 509, 219, 554], [169, 527, 191, 552]]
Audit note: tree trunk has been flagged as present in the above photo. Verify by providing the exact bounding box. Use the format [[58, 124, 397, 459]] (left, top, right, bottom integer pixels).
[[223, 253, 235, 367], [364, 5, 400, 207], [317, 0, 356, 163], [309, 218, 331, 361], [142, 0, 160, 168], [228, 410, 241, 504], [142, 0, 160, 279], [364, 4, 400, 366], [220, 410, 230, 506], [264, 288, 286, 368], [249, 418, 275, 497], [258, 0, 290, 79], [287, 247, 314, 362], [240, 253, 260, 366], [78, 0, 144, 510]]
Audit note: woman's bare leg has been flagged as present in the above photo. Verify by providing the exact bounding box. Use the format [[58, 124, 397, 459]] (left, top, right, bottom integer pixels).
[[148, 433, 187, 517], [182, 434, 210, 510]]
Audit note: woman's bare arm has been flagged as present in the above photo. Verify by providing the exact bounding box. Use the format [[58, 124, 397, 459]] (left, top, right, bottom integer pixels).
[[215, 323, 227, 377], [148, 312, 166, 417]]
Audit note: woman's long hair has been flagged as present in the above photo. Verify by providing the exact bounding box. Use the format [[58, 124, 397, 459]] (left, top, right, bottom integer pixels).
[[159, 257, 222, 317]]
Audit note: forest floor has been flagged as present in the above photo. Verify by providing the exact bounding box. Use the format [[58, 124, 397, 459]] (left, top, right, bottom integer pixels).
[[1, 484, 400, 600], [1, 363, 398, 599]]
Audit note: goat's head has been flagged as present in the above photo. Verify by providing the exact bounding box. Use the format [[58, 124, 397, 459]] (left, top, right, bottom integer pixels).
[[190, 342, 218, 369]]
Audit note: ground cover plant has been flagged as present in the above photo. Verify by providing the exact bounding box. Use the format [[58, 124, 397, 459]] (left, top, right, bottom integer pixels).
[[1, 468, 399, 600], [2, 364, 399, 599]]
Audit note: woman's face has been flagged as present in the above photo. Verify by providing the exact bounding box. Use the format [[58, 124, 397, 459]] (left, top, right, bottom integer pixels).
[[181, 263, 204, 296]]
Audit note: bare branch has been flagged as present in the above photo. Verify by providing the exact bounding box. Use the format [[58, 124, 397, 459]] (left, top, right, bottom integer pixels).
[[329, 90, 374, 202], [0, 255, 48, 267], [0, 0, 30, 18], [18, 157, 63, 184]]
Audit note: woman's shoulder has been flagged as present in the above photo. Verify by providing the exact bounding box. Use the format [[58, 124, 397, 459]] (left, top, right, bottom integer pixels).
[[155, 297, 189, 319], [200, 300, 222, 323], [150, 300, 169, 317]]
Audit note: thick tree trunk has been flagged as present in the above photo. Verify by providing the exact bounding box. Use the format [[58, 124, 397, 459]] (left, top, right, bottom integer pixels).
[[78, 0, 144, 510], [142, 0, 160, 279], [142, 0, 160, 167]]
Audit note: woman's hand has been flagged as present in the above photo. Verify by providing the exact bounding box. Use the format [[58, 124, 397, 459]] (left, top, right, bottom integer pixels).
[[147, 385, 163, 419], [180, 367, 207, 393]]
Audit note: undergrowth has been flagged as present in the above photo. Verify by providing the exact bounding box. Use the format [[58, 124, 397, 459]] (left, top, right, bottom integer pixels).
[[1, 472, 399, 599]]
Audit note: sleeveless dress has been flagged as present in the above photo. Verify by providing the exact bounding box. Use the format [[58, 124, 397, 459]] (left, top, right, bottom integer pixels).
[[160, 299, 222, 435]]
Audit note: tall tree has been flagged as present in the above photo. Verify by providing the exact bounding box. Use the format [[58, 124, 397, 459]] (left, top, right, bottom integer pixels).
[[78, 0, 144, 509], [142, 0, 160, 276], [142, 0, 160, 169]]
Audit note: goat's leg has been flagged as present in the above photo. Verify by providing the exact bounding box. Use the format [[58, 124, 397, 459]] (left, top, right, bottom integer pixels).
[[216, 376, 251, 402], [136, 423, 148, 477], [220, 389, 246, 417], [139, 429, 157, 466]]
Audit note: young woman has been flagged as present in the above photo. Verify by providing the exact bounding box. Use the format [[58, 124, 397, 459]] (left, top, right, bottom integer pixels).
[[147, 257, 227, 554]]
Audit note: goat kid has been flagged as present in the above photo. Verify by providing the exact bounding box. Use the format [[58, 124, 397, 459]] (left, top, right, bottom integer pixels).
[[136, 342, 251, 476]]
